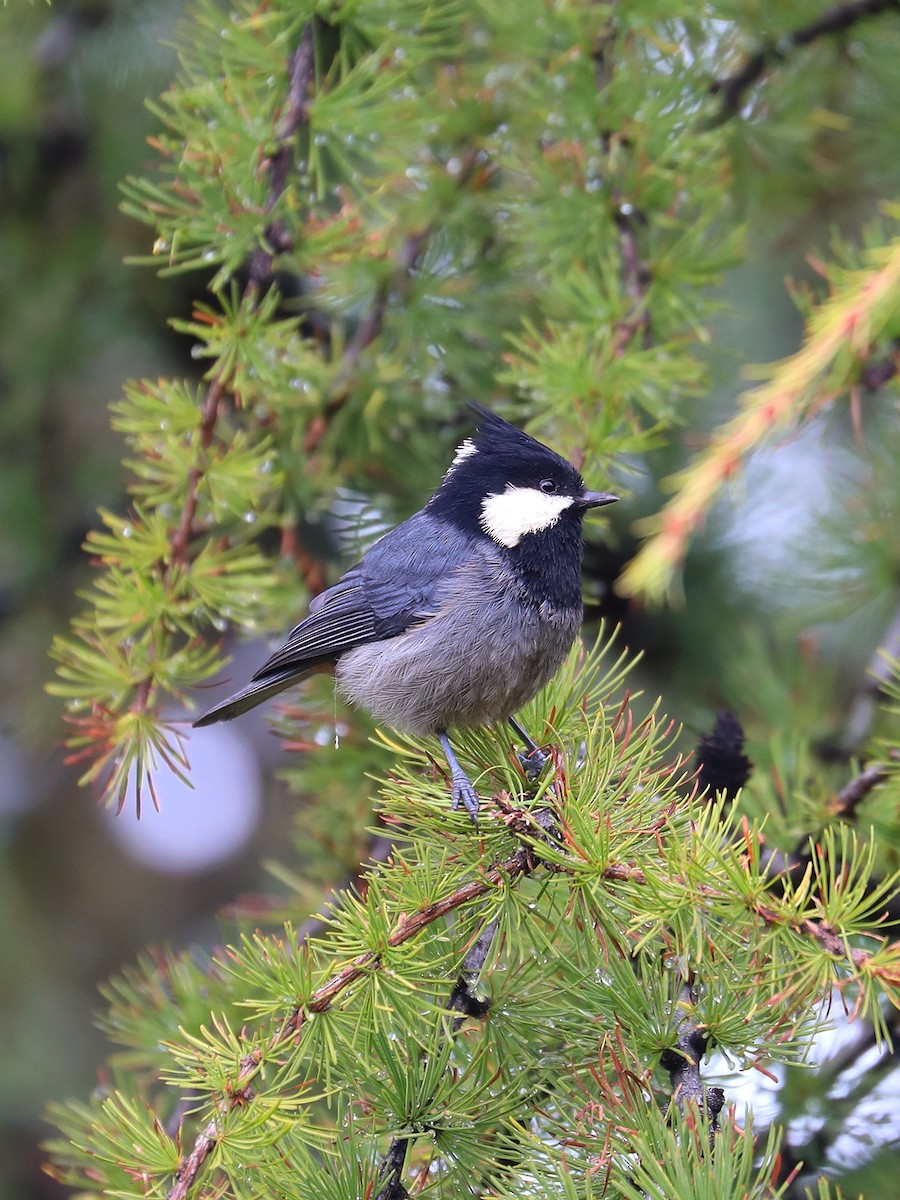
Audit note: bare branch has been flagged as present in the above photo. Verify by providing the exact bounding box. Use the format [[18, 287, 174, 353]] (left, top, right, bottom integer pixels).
[[660, 978, 725, 1129], [831, 761, 891, 820], [710, 0, 900, 124], [248, 22, 317, 287], [839, 604, 900, 754], [374, 1137, 411, 1200]]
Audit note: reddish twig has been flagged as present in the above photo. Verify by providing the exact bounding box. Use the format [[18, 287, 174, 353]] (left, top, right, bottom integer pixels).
[[278, 521, 330, 597], [249, 22, 317, 286], [169, 375, 229, 564]]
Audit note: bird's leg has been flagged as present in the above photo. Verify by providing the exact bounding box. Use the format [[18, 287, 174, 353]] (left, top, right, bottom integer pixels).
[[437, 730, 480, 823], [508, 715, 550, 779]]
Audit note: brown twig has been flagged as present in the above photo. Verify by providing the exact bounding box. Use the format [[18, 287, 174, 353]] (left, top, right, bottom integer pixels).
[[169, 375, 229, 564], [613, 207, 652, 353], [591, 40, 653, 356], [831, 761, 892, 820], [248, 22, 317, 287], [278, 521, 330, 597], [709, 0, 900, 124]]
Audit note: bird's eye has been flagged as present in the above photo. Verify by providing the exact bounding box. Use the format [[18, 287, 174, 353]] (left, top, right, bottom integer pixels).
[[539, 479, 557, 494]]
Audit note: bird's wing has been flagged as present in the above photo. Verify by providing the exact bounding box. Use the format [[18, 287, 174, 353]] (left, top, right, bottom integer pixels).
[[249, 574, 376, 679], [192, 575, 376, 727], [192, 511, 476, 727], [254, 511, 477, 678]]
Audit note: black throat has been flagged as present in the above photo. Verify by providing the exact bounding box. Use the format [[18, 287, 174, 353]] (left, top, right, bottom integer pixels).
[[508, 519, 585, 610]]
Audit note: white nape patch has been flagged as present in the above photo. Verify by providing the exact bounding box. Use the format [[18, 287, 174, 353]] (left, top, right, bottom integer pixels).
[[452, 438, 478, 467], [442, 437, 478, 482], [480, 485, 575, 548]]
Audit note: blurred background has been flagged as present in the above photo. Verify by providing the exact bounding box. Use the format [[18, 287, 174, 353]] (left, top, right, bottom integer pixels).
[[1, 2, 899, 1197]]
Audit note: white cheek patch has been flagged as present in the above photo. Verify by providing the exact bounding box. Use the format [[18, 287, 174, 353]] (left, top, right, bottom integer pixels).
[[479, 486, 575, 548]]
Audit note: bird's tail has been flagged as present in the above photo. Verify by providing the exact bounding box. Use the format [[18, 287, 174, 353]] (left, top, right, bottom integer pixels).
[[192, 667, 312, 727]]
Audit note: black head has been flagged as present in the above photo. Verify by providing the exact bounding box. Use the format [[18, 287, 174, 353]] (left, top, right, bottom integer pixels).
[[428, 405, 618, 552]]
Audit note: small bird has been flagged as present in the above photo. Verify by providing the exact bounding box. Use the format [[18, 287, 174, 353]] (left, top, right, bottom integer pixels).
[[193, 407, 618, 819]]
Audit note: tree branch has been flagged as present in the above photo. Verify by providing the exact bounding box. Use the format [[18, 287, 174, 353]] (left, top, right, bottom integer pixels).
[[837, 603, 900, 754], [248, 22, 316, 287], [166, 817, 552, 1200], [660, 977, 725, 1128], [831, 760, 892, 819], [373, 917, 500, 1197], [710, 0, 900, 124], [620, 237, 900, 601], [374, 1136, 411, 1200], [165, 789, 896, 1199]]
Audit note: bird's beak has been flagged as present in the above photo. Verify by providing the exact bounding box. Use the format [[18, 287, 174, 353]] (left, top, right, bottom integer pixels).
[[578, 490, 619, 509]]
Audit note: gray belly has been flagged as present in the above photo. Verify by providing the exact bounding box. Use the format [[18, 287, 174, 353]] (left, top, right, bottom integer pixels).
[[335, 559, 581, 735]]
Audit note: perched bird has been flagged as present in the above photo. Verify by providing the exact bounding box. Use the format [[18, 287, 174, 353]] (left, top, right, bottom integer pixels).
[[193, 407, 618, 819]]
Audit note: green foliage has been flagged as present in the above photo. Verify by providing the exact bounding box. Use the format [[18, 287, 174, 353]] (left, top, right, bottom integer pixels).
[[50, 0, 755, 815], [39, 0, 900, 1198], [46, 644, 900, 1199]]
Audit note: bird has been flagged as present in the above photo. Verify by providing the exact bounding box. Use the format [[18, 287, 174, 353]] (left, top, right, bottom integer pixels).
[[193, 406, 618, 820]]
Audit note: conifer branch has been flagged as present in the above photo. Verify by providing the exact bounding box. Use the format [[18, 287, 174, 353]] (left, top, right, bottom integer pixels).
[[613, 216, 651, 353], [620, 236, 900, 601], [54, 23, 327, 812], [831, 761, 891, 820], [373, 916, 499, 1196], [248, 22, 316, 287], [709, 0, 900, 124], [330, 147, 487, 400], [168, 374, 228, 565], [164, 797, 896, 1200], [167, 823, 550, 1200], [305, 145, 489, 449], [593, 37, 652, 357]]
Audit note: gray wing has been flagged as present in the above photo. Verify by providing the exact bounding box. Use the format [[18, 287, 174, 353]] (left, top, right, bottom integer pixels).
[[192, 510, 478, 727]]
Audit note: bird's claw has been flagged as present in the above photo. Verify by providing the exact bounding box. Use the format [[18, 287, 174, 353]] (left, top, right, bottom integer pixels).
[[450, 774, 480, 825], [518, 746, 550, 781]]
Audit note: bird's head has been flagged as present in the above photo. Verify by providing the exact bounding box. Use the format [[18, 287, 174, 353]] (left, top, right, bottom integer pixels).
[[428, 405, 618, 549]]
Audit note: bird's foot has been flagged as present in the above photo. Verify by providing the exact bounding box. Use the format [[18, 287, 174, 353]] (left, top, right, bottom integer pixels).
[[450, 771, 480, 824], [517, 746, 550, 781], [508, 716, 550, 781], [438, 729, 480, 826]]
